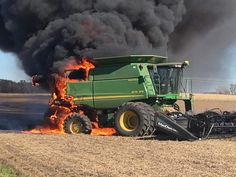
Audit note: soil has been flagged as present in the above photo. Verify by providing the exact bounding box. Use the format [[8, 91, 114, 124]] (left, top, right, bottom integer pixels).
[[0, 93, 236, 177]]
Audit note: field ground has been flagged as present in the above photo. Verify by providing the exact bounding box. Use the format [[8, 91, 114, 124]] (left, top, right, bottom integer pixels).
[[177, 93, 236, 113], [0, 93, 236, 177], [192, 94, 236, 113]]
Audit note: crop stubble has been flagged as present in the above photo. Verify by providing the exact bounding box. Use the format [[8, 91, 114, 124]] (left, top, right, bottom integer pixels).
[[0, 93, 235, 177]]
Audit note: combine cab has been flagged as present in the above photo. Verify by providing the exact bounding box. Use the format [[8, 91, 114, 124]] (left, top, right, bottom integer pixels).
[[33, 55, 236, 139]]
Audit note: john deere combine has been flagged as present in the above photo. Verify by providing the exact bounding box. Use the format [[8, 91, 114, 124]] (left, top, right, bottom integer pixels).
[[33, 55, 236, 140]]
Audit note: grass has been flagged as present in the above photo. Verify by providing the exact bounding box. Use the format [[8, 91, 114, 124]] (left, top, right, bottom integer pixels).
[[0, 162, 18, 177]]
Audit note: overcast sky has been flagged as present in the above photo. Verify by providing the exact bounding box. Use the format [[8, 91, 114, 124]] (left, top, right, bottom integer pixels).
[[0, 51, 30, 81], [228, 44, 236, 81]]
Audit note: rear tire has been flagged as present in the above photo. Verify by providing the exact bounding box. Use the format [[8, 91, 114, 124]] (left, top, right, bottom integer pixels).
[[114, 102, 155, 137], [63, 113, 92, 134]]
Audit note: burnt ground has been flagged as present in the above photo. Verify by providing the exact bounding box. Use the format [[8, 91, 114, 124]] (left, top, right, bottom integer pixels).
[[0, 94, 236, 177]]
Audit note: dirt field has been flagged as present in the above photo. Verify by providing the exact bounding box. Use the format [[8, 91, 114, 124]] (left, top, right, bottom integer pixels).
[[177, 93, 236, 113], [192, 94, 236, 113], [0, 93, 236, 177]]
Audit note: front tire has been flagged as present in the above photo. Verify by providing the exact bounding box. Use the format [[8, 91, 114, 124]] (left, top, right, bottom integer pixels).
[[63, 113, 92, 134], [114, 102, 155, 137]]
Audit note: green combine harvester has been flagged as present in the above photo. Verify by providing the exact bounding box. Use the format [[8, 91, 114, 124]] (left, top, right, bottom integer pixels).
[[33, 55, 236, 140]]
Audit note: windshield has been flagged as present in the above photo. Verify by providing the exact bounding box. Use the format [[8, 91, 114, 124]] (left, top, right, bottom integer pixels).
[[148, 66, 182, 94]]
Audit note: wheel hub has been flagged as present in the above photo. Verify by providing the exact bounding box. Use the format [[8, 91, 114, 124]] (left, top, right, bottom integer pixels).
[[69, 119, 83, 134], [120, 111, 139, 131]]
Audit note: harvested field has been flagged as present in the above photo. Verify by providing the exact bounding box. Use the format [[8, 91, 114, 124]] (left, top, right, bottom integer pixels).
[[176, 93, 236, 113], [192, 94, 236, 113], [0, 93, 236, 177], [0, 133, 236, 177]]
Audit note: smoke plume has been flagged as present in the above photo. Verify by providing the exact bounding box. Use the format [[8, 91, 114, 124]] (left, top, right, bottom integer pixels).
[[0, 0, 236, 86], [0, 0, 185, 76], [169, 0, 236, 85]]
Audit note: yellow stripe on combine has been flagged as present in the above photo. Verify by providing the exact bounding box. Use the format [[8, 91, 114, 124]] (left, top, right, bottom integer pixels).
[[74, 95, 145, 101]]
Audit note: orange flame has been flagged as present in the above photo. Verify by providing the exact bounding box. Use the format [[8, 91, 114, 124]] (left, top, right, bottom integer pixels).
[[25, 127, 65, 134], [91, 129, 116, 136], [28, 57, 116, 136], [25, 105, 71, 134], [91, 122, 116, 136]]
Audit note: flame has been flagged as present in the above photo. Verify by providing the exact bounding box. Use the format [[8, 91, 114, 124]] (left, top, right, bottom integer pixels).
[[25, 105, 71, 134], [25, 127, 65, 134], [28, 57, 116, 136], [91, 122, 116, 136], [50, 58, 95, 101], [91, 127, 116, 136]]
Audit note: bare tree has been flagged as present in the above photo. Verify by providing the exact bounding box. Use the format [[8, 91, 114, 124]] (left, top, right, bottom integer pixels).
[[230, 84, 236, 95]]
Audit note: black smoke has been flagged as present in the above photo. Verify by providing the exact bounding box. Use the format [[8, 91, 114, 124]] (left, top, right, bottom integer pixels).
[[0, 0, 185, 76], [0, 0, 236, 86], [170, 0, 236, 53], [169, 0, 236, 89]]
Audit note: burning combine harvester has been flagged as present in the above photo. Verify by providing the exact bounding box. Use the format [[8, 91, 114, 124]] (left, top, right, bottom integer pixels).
[[31, 55, 236, 140]]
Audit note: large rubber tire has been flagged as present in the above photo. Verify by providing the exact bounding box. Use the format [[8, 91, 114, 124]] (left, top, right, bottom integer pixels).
[[114, 102, 155, 137], [63, 113, 92, 134], [141, 103, 156, 135]]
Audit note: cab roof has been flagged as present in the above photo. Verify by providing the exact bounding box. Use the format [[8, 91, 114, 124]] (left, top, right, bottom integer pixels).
[[94, 55, 167, 65]]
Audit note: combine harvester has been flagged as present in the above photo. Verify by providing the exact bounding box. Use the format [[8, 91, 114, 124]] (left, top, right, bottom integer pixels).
[[33, 55, 236, 140]]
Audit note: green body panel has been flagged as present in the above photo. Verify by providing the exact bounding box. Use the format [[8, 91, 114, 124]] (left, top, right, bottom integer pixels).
[[93, 78, 147, 108], [65, 55, 192, 111], [92, 64, 139, 80], [92, 64, 153, 108], [66, 81, 94, 106]]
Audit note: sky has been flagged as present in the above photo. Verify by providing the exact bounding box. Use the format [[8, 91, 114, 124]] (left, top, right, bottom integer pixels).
[[184, 43, 236, 93], [0, 51, 30, 82], [227, 44, 236, 81]]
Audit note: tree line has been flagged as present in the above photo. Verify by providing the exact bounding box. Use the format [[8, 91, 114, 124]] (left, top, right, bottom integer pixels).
[[0, 79, 46, 93]]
